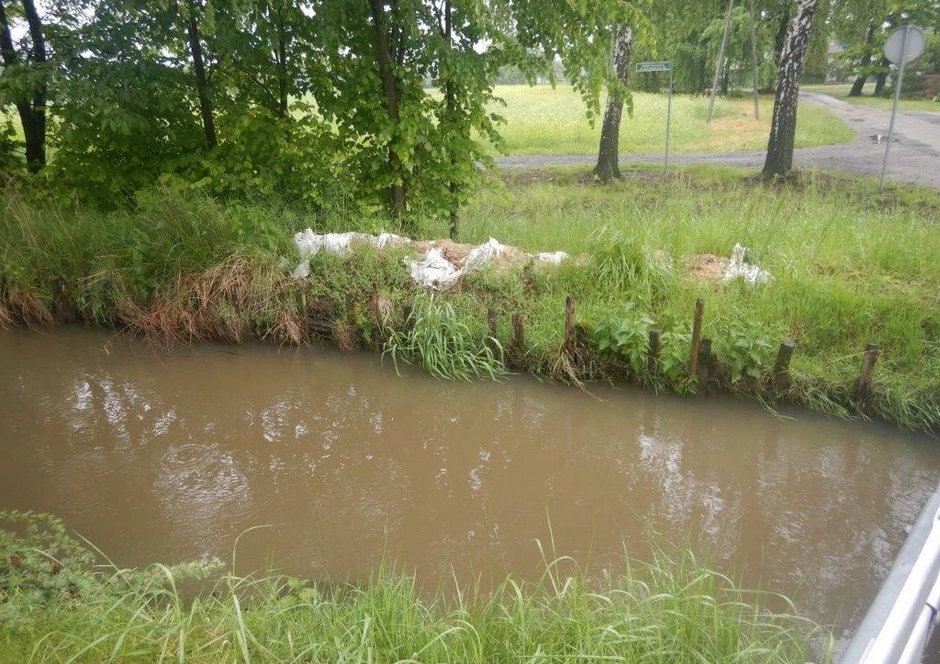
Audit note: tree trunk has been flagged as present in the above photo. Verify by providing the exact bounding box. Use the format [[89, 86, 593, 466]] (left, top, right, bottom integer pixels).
[[848, 23, 875, 97], [185, 0, 217, 149], [369, 0, 406, 218], [20, 0, 46, 172], [874, 57, 889, 95], [274, 0, 288, 117], [444, 0, 459, 240], [593, 26, 633, 183], [0, 0, 46, 172], [762, 0, 819, 178], [773, 8, 790, 65]]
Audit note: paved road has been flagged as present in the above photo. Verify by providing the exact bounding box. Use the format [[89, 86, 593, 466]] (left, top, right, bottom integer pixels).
[[496, 91, 940, 189]]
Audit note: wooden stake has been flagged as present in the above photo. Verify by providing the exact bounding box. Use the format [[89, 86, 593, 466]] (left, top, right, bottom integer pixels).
[[564, 296, 576, 352], [647, 328, 661, 375], [512, 312, 525, 351], [402, 303, 413, 332], [772, 339, 796, 387], [688, 297, 705, 375], [699, 337, 713, 379], [486, 308, 497, 337], [857, 343, 881, 406]]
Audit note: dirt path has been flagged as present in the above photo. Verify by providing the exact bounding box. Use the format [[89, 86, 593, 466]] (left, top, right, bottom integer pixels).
[[496, 91, 940, 189]]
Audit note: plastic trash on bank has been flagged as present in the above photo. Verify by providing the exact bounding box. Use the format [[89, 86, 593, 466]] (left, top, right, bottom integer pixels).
[[291, 229, 569, 288], [722, 244, 772, 285]]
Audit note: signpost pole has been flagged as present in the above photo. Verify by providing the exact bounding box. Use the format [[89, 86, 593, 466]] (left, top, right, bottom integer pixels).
[[879, 26, 910, 193], [636, 61, 674, 173], [665, 67, 673, 172]]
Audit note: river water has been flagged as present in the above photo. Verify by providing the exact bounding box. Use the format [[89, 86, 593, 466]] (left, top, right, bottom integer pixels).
[[1, 327, 938, 643]]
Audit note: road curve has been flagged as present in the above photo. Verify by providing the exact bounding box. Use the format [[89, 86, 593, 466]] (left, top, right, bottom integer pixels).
[[495, 91, 940, 189]]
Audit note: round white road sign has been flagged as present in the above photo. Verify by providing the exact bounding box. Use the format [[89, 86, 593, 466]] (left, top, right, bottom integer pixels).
[[884, 26, 926, 64]]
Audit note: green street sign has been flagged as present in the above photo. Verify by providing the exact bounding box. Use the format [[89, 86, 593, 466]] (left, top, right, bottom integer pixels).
[[635, 61, 672, 72]]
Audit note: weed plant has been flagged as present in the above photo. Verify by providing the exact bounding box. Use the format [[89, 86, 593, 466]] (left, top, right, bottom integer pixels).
[[0, 511, 829, 663]]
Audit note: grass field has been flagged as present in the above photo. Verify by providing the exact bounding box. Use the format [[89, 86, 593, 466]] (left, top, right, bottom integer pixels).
[[803, 83, 940, 113], [490, 85, 857, 155]]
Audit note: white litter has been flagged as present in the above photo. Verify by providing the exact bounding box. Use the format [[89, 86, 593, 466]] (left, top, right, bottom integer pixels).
[[536, 251, 570, 265], [292, 230, 410, 278], [722, 244, 772, 285], [404, 247, 463, 289], [291, 229, 568, 289]]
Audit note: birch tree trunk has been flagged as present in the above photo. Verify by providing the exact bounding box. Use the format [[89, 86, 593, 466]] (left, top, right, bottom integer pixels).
[[761, 0, 819, 178], [593, 26, 633, 183]]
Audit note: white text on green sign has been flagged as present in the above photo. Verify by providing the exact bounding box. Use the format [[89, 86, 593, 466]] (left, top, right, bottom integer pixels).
[[636, 61, 672, 72]]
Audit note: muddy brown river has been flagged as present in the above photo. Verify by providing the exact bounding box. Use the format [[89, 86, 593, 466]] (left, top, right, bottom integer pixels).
[[1, 327, 939, 646]]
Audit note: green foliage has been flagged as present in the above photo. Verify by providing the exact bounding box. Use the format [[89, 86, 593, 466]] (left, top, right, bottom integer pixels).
[[714, 317, 779, 382], [0, 511, 94, 606], [384, 292, 506, 381], [0, 116, 21, 174], [592, 302, 653, 373], [660, 326, 696, 392], [1, 0, 649, 224]]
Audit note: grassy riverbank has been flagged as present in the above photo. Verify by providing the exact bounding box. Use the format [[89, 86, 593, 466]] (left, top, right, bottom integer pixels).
[[1, 166, 939, 431], [0, 512, 826, 663], [491, 85, 856, 154]]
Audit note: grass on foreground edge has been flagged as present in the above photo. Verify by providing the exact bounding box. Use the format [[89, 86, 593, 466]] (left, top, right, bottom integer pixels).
[[0, 510, 831, 664]]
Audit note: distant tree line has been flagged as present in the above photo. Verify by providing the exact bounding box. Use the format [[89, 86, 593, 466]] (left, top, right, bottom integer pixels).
[[0, 0, 936, 231], [0, 0, 643, 234]]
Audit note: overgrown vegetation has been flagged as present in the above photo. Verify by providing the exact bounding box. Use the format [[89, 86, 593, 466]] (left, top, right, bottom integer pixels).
[[2, 165, 939, 432], [0, 510, 828, 663]]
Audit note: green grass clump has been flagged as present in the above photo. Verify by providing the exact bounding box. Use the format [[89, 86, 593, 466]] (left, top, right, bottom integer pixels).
[[490, 85, 855, 155], [384, 291, 506, 381], [0, 511, 828, 663]]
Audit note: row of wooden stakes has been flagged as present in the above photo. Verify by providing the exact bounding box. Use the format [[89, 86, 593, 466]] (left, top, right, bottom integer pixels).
[[489, 295, 881, 408]]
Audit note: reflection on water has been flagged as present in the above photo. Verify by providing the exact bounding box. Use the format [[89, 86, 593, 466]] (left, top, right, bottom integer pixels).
[[0, 327, 938, 638]]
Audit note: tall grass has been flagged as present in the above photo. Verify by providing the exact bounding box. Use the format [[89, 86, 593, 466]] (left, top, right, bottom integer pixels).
[[384, 291, 506, 381], [489, 85, 856, 155], [0, 512, 828, 663]]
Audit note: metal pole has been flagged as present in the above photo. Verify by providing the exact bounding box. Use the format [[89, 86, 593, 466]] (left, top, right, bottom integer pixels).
[[707, 0, 735, 122], [879, 25, 910, 193], [665, 68, 673, 172], [749, 0, 760, 120]]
